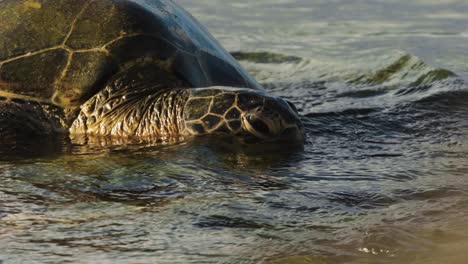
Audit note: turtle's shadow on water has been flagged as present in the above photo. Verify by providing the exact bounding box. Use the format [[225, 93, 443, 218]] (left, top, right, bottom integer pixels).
[[0, 134, 306, 171], [138, 137, 307, 194], [107, 136, 307, 194]]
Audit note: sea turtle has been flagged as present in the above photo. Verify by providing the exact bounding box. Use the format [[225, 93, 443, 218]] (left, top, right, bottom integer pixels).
[[0, 0, 304, 147]]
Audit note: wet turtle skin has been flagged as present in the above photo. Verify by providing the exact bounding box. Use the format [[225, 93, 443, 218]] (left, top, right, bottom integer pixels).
[[0, 0, 304, 146]]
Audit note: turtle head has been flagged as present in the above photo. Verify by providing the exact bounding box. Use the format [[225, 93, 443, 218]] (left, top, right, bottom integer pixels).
[[183, 87, 305, 145]]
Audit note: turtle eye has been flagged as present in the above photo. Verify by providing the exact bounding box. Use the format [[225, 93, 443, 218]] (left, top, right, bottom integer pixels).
[[248, 117, 270, 135]]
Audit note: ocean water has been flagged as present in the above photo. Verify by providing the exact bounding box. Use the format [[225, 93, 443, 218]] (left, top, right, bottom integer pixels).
[[1, 0, 468, 263]]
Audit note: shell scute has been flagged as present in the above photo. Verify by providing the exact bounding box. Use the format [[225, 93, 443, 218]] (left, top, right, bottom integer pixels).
[[1, 49, 68, 99]]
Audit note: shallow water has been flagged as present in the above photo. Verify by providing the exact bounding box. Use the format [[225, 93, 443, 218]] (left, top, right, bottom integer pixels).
[[2, 0, 468, 263]]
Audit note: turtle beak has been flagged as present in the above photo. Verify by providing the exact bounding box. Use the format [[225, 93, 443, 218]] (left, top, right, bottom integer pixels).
[[242, 109, 281, 139], [241, 98, 305, 144]]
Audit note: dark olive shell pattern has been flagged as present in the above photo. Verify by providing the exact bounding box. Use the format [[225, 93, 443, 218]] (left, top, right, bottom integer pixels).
[[0, 0, 261, 108]]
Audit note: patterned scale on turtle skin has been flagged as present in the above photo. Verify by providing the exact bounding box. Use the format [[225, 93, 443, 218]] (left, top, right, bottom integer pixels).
[[0, 0, 304, 146]]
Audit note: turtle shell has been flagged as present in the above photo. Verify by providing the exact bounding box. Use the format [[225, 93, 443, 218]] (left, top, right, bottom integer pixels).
[[0, 0, 261, 109]]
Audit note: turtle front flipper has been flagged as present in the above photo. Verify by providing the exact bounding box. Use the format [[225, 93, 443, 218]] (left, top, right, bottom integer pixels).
[[0, 97, 67, 146]]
